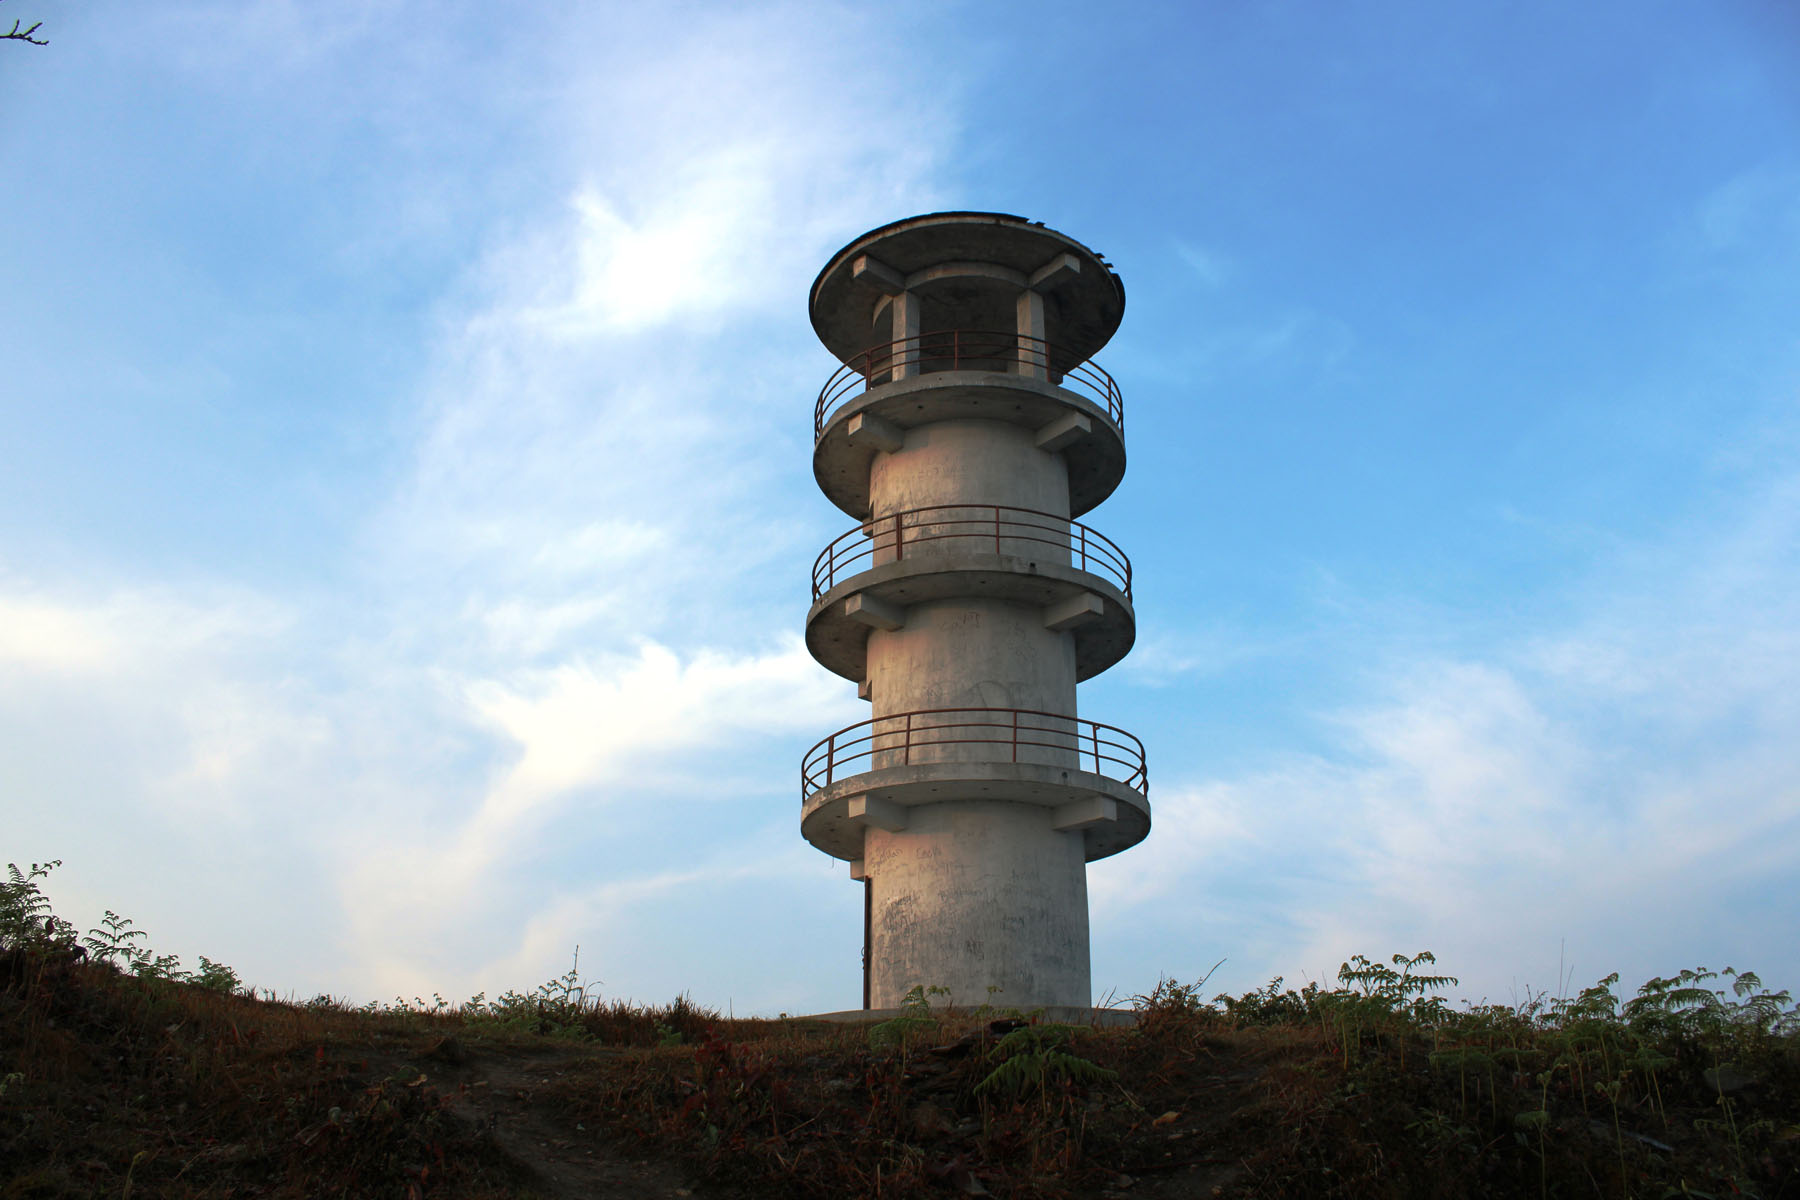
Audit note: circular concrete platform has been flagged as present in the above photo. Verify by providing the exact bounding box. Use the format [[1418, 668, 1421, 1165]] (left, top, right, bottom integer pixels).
[[801, 761, 1151, 864], [814, 371, 1127, 519], [805, 552, 1135, 685]]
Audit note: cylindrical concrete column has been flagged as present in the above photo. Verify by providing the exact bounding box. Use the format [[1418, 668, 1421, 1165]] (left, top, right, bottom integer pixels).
[[863, 802, 1089, 1008], [869, 421, 1070, 519]]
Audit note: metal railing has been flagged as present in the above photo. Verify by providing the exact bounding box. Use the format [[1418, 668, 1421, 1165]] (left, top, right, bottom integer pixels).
[[812, 504, 1131, 601], [801, 707, 1147, 798], [815, 331, 1123, 437]]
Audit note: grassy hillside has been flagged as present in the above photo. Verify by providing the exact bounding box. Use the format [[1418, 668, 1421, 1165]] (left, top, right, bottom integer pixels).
[[5, 861, 1796, 1198]]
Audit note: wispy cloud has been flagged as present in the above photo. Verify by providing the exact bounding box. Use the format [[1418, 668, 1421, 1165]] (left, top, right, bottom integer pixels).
[[1696, 161, 1800, 252], [324, 7, 955, 998], [301, 2, 952, 997], [1094, 431, 1800, 1002], [4, 1, 951, 1006], [1174, 239, 1230, 288]]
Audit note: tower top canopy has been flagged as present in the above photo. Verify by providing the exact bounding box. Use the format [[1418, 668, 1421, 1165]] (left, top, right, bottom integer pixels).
[[810, 212, 1126, 366]]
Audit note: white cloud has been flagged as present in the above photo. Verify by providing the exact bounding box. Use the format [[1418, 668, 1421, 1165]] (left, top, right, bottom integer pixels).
[[0, 583, 287, 676], [0, 594, 123, 671], [328, 630, 858, 1003], [307, 2, 955, 999], [461, 637, 844, 842]]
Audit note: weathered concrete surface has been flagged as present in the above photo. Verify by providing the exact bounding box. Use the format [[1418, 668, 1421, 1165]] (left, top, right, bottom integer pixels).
[[863, 801, 1091, 1010], [870, 420, 1069, 521], [867, 598, 1077, 719]]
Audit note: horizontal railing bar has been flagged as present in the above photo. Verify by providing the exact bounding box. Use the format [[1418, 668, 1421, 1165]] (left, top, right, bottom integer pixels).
[[815, 331, 1123, 437], [801, 705, 1148, 802], [812, 503, 1132, 601]]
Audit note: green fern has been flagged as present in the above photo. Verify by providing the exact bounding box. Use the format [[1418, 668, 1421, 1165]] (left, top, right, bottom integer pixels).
[[192, 956, 241, 994], [975, 1022, 1118, 1101], [1, 860, 76, 946], [132, 951, 188, 982], [83, 910, 150, 969], [868, 983, 948, 1050]]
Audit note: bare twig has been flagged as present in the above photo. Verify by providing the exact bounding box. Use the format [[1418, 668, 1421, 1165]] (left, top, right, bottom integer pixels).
[[3, 0, 46, 46], [3, 19, 46, 44]]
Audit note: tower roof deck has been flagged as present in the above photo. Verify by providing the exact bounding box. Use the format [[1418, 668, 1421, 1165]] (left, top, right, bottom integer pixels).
[[810, 212, 1125, 366]]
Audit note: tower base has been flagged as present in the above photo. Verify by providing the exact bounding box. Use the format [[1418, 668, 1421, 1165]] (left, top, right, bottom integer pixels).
[[862, 800, 1090, 1009]]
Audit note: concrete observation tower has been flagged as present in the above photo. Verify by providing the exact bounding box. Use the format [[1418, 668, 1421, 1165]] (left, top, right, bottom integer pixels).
[[800, 212, 1150, 1010]]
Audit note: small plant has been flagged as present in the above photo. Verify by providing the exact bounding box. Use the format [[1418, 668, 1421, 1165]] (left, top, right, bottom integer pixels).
[[974, 1020, 1120, 1173], [464, 946, 609, 1038], [1216, 974, 1319, 1027], [868, 983, 949, 1051], [83, 910, 150, 970], [1132, 958, 1223, 1018], [192, 955, 241, 993], [975, 1021, 1118, 1103], [1320, 951, 1458, 1065], [132, 950, 188, 981], [1, 860, 77, 947]]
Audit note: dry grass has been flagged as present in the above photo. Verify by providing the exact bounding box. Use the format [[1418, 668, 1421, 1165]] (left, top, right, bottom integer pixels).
[[6, 868, 1798, 1198]]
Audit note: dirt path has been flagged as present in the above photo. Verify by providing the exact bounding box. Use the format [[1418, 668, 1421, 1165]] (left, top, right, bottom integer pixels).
[[382, 1036, 711, 1199]]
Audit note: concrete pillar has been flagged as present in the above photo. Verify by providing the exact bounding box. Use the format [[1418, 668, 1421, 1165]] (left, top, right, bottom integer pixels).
[[891, 289, 921, 381], [1016, 287, 1047, 381]]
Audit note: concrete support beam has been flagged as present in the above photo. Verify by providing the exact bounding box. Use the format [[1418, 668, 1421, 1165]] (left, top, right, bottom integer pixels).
[[1043, 592, 1104, 632], [904, 261, 1028, 290], [1051, 796, 1117, 831], [1029, 252, 1082, 292], [853, 254, 906, 294], [1015, 288, 1048, 381], [891, 289, 921, 380], [845, 593, 906, 631], [849, 857, 869, 881], [1035, 411, 1092, 453], [848, 794, 909, 832], [857, 678, 872, 701], [847, 412, 905, 453]]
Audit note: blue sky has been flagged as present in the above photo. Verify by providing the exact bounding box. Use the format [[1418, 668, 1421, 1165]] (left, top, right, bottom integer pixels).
[[3, 0, 1797, 1014]]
